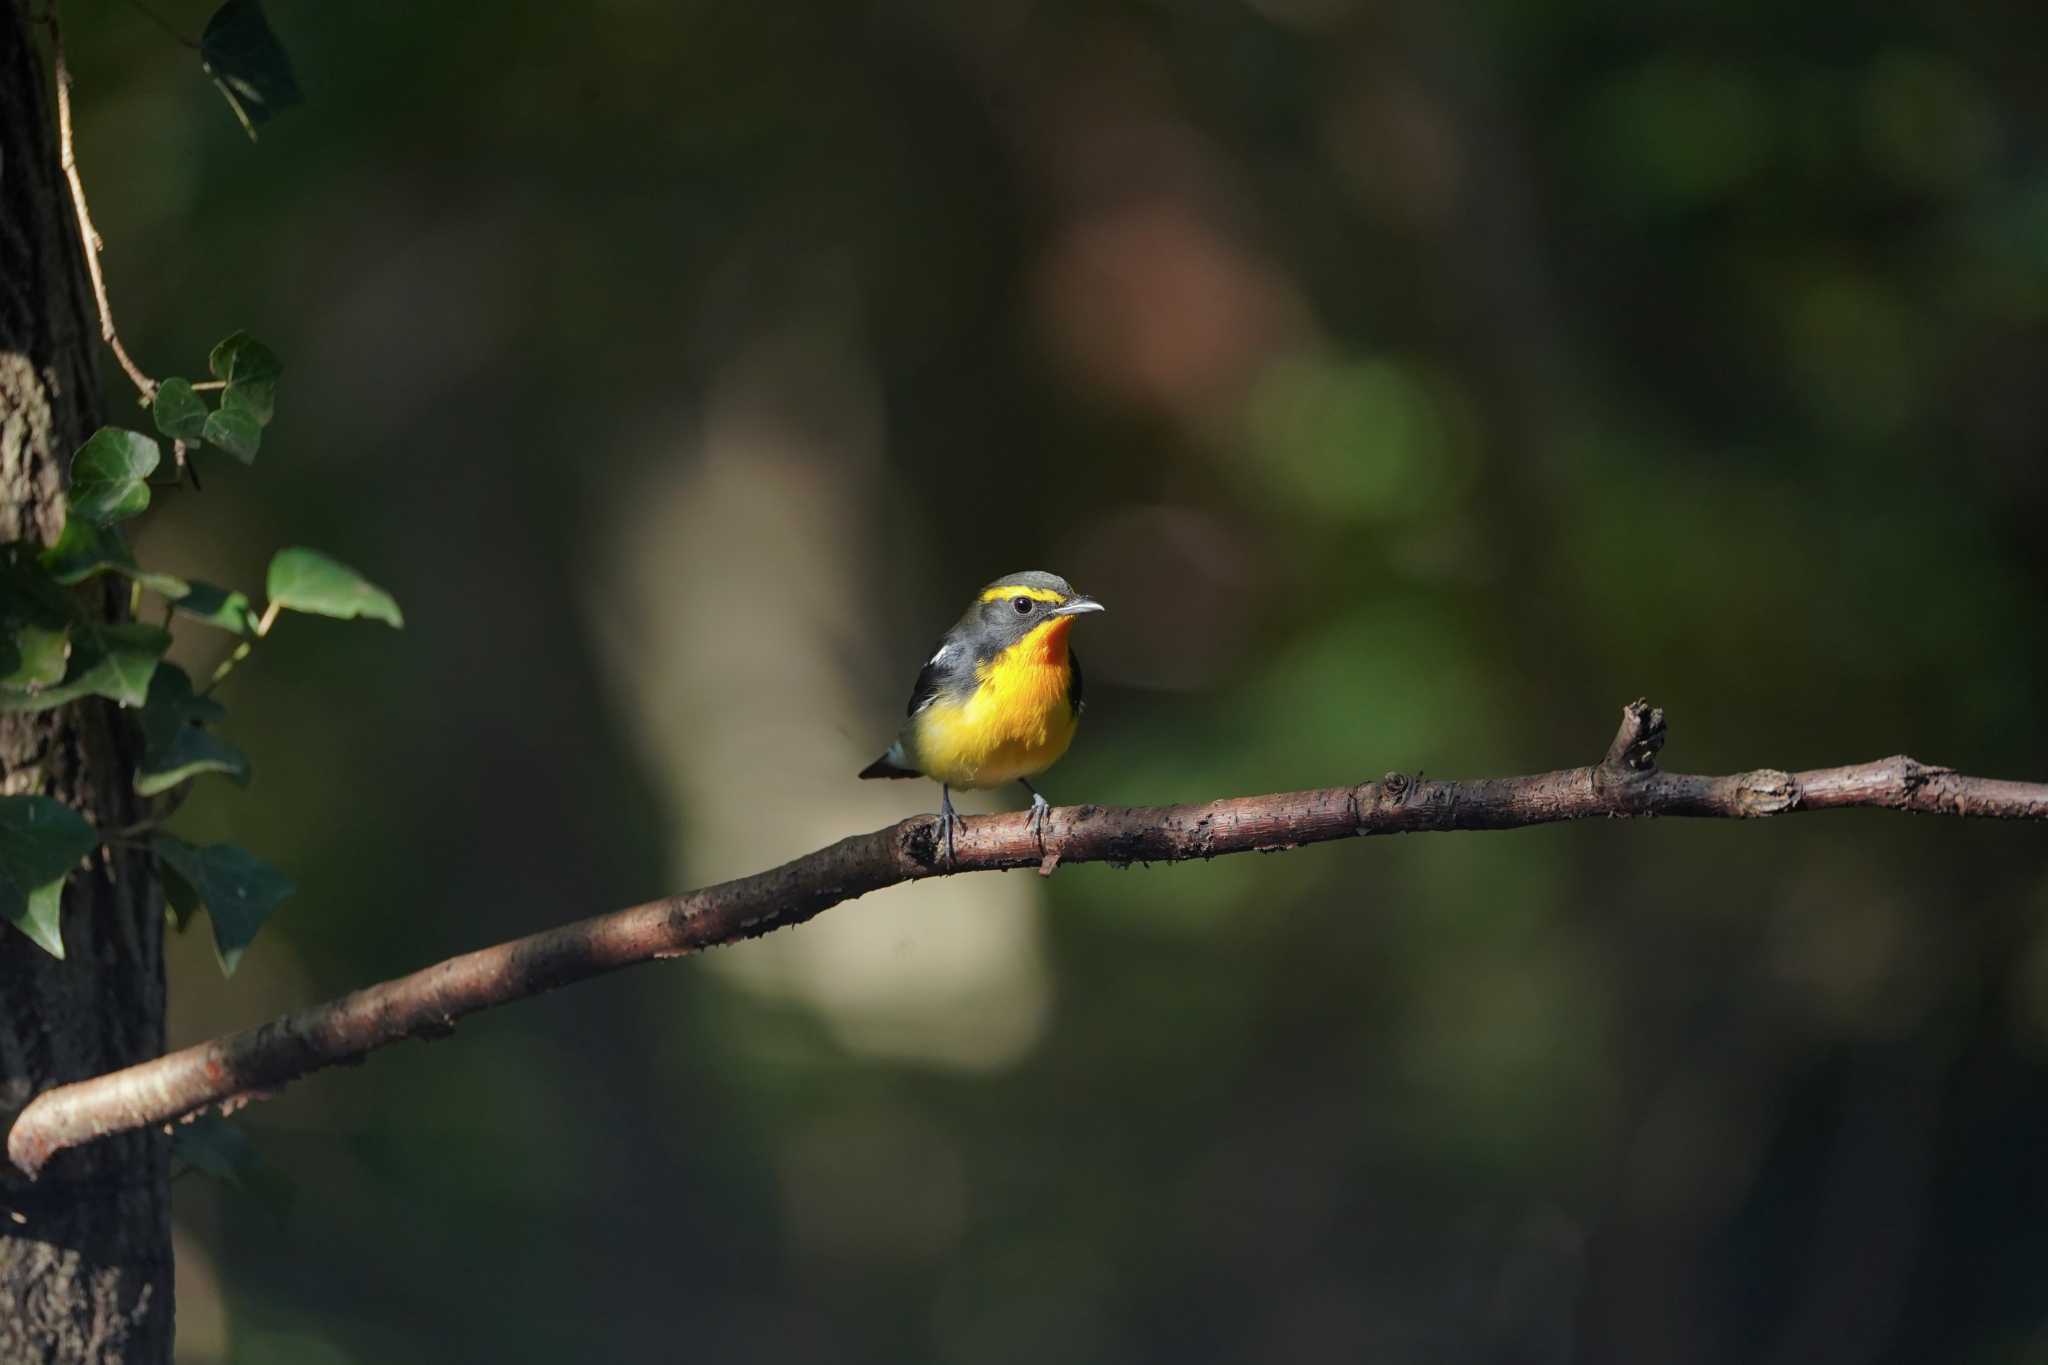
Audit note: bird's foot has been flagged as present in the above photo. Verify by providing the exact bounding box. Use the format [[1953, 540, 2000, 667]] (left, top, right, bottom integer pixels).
[[1026, 791, 1051, 844], [935, 787, 959, 867]]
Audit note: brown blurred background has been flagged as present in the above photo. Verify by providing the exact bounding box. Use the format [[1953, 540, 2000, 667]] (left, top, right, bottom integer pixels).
[[54, 0, 2048, 1359]]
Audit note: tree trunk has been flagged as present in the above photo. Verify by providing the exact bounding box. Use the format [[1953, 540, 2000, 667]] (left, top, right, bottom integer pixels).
[[0, 3, 173, 1360]]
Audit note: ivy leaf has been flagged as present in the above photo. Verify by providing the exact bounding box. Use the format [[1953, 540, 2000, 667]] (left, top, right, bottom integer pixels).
[[265, 548, 402, 627], [159, 856, 201, 932], [200, 406, 261, 463], [67, 429, 161, 525], [136, 665, 249, 796], [174, 582, 254, 635], [0, 622, 172, 712], [199, 1, 302, 138], [68, 622, 172, 709], [0, 795, 97, 958], [41, 519, 189, 598], [196, 333, 280, 461], [1, 624, 68, 690], [207, 332, 281, 427], [0, 553, 74, 694], [41, 518, 129, 585], [151, 379, 209, 444], [17, 881, 67, 958], [151, 835, 293, 975]]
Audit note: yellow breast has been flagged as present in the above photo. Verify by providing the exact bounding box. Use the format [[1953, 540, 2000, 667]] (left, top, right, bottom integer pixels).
[[910, 620, 1080, 789]]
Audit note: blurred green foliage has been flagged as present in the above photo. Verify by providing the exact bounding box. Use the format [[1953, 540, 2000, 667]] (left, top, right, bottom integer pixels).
[[41, 0, 2048, 1359]]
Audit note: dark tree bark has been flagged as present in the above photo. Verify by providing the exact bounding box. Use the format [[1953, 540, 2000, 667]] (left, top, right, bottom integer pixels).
[[0, 4, 173, 1360]]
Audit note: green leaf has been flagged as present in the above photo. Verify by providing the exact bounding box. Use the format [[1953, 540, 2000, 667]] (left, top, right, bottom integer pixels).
[[174, 581, 254, 635], [1, 623, 68, 690], [200, 406, 261, 463], [151, 835, 293, 975], [137, 739, 247, 797], [0, 622, 172, 712], [0, 795, 97, 958], [265, 548, 402, 627], [199, 1, 303, 136], [159, 857, 201, 932], [67, 428, 161, 525], [0, 552, 76, 699], [136, 665, 249, 796], [74, 623, 173, 708], [40, 519, 189, 597], [40, 517, 128, 585], [195, 333, 280, 461], [151, 379, 209, 444], [17, 880, 66, 957], [207, 332, 281, 427]]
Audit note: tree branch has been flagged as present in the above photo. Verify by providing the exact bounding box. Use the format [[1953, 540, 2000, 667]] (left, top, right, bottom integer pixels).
[[9, 699, 2046, 1177]]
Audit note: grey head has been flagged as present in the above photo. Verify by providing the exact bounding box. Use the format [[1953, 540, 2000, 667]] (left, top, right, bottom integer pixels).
[[951, 570, 1105, 657]]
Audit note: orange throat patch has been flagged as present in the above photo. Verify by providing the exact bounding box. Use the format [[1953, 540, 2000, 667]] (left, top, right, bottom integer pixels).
[[1025, 614, 1073, 666]]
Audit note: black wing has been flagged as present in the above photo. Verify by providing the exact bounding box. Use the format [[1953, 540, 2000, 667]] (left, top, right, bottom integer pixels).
[[907, 643, 948, 717], [1069, 648, 1086, 716]]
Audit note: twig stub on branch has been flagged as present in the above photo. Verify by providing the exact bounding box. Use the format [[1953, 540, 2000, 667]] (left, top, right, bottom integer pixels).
[[1603, 698, 1668, 772]]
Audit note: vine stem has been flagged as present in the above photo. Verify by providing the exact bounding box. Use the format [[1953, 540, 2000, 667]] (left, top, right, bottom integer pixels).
[[202, 599, 282, 694], [45, 11, 156, 401], [100, 784, 190, 845], [7, 699, 2047, 1178]]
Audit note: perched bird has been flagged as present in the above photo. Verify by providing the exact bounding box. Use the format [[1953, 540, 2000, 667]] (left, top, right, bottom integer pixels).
[[861, 570, 1105, 861]]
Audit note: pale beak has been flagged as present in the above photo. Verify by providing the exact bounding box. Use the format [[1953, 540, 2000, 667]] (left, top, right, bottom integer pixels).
[[1052, 595, 1105, 616]]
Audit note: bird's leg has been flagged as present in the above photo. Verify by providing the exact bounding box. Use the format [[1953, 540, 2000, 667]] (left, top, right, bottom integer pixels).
[[936, 785, 958, 866], [1019, 777, 1052, 844]]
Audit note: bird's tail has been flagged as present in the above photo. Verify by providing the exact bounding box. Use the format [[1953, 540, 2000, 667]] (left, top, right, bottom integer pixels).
[[858, 743, 919, 780]]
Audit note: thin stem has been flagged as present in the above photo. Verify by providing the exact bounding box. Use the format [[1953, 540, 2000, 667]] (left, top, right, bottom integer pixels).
[[202, 600, 282, 694], [45, 12, 156, 400], [205, 640, 254, 693]]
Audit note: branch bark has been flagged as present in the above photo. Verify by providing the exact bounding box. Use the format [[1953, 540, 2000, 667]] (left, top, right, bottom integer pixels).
[[10, 699, 2048, 1177]]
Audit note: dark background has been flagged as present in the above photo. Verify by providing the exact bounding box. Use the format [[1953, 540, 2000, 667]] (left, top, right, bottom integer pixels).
[[54, 0, 2048, 1359]]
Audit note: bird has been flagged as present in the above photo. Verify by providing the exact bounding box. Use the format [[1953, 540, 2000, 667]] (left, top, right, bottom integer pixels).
[[860, 570, 1105, 862]]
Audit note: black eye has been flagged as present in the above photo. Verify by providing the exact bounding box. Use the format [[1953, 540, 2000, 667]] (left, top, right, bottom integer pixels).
[[1012, 596, 1034, 614]]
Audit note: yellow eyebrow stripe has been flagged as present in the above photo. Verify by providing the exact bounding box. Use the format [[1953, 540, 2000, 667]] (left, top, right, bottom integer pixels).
[[978, 585, 1066, 604]]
